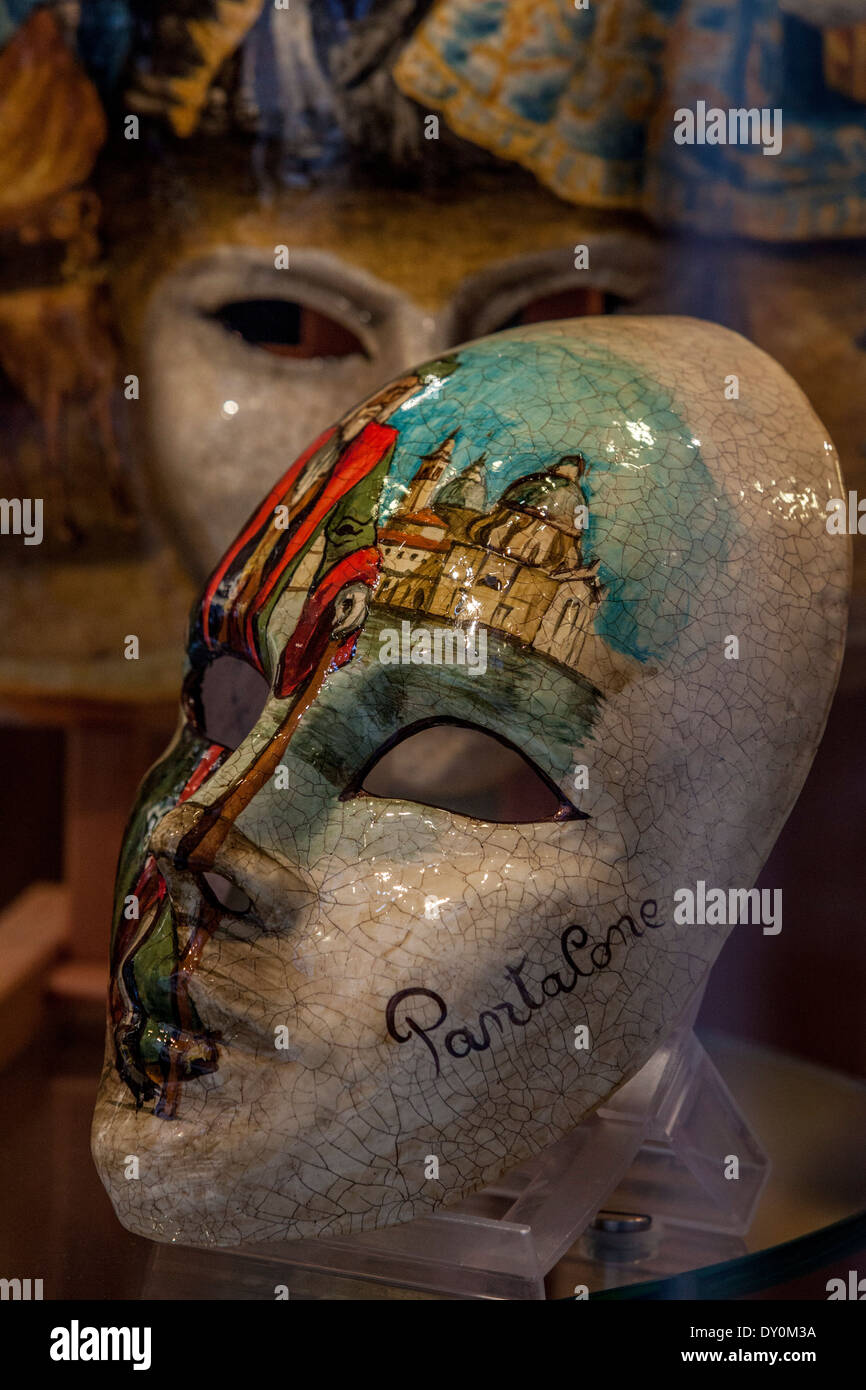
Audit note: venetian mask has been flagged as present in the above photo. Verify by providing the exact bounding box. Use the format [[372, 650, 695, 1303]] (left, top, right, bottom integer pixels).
[[92, 316, 848, 1246]]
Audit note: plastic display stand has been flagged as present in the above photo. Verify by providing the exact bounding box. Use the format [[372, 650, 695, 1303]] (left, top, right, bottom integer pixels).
[[143, 1001, 770, 1300]]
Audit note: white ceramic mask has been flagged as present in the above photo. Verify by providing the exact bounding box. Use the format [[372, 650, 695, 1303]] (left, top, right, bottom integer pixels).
[[92, 317, 848, 1246]]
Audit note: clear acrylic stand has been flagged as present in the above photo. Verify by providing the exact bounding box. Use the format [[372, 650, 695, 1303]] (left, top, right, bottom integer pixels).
[[143, 997, 770, 1300]]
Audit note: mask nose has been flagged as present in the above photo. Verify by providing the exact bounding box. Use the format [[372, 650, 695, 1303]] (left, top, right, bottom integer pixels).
[[149, 800, 316, 928]]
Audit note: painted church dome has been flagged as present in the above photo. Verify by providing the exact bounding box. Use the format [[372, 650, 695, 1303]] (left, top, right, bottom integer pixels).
[[498, 456, 587, 529], [434, 456, 488, 513]]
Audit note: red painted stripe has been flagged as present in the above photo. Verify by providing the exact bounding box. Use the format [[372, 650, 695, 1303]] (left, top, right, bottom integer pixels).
[[311, 544, 381, 605], [379, 531, 450, 551], [180, 743, 225, 802], [130, 853, 166, 911], [243, 420, 397, 659], [274, 545, 382, 698], [200, 424, 337, 649]]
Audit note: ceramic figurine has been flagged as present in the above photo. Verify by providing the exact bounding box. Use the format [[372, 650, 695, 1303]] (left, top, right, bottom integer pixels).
[[92, 317, 849, 1244]]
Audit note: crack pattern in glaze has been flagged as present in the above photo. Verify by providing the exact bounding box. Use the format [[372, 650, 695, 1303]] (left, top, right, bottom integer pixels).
[[91, 317, 849, 1246]]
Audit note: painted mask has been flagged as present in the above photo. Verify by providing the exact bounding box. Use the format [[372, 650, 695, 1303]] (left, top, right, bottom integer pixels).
[[92, 316, 848, 1245]]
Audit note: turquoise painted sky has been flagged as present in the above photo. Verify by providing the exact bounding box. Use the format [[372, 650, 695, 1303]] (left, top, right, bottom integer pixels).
[[380, 335, 736, 664]]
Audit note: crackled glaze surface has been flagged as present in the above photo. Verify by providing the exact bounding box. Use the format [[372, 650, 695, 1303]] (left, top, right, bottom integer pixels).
[[92, 317, 848, 1246]]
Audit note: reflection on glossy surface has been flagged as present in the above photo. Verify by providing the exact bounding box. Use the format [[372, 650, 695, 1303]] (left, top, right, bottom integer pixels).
[[93, 317, 848, 1248]]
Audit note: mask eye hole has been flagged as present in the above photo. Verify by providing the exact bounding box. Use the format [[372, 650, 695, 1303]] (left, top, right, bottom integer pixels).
[[344, 720, 585, 825], [492, 286, 625, 332], [185, 655, 270, 751], [210, 299, 368, 360]]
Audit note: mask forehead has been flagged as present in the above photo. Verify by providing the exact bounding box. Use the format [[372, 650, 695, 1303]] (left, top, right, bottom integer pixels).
[[196, 332, 732, 695], [375, 334, 730, 668]]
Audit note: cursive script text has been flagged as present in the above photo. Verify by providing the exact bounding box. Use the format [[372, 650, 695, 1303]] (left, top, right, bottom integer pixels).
[[385, 899, 665, 1076]]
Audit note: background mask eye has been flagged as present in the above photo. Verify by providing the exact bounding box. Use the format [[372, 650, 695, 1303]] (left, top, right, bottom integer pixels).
[[347, 721, 583, 824], [492, 286, 626, 331], [210, 299, 368, 359], [189, 655, 271, 750]]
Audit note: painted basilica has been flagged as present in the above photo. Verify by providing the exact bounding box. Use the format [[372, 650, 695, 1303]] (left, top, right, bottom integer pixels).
[[375, 435, 605, 674]]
